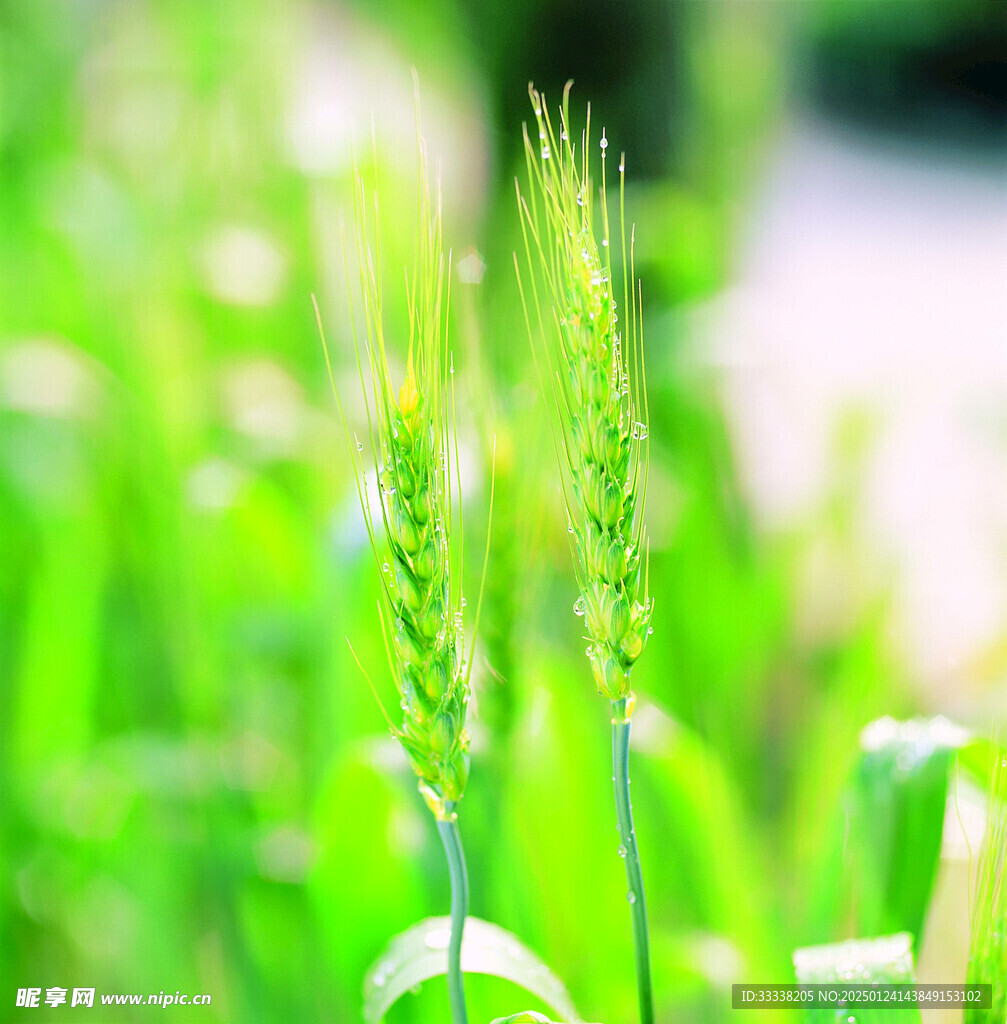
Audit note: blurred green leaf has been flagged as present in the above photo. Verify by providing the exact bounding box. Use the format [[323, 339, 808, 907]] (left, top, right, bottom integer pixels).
[[849, 716, 968, 946], [362, 915, 580, 1024]]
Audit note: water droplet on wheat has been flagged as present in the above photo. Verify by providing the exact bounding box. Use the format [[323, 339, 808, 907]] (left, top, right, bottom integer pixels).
[[573, 596, 586, 617], [617, 844, 627, 858], [626, 890, 636, 904], [631, 421, 649, 440], [600, 134, 609, 151]]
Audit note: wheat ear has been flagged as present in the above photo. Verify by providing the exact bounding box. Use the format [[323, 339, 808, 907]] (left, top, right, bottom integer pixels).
[[322, 112, 473, 1024], [515, 82, 655, 1024]]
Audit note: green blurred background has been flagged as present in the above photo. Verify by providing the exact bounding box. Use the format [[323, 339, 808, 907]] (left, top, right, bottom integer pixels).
[[1, 1, 1004, 1021]]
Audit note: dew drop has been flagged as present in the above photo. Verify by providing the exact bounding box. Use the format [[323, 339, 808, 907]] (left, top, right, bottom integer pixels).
[[617, 844, 627, 858], [541, 145, 551, 160], [560, 130, 568, 141], [631, 421, 649, 440], [395, 617, 404, 630], [576, 191, 584, 207], [647, 626, 654, 635], [355, 434, 363, 452], [600, 134, 609, 151], [539, 130, 546, 140], [573, 596, 587, 617], [626, 890, 636, 904], [382, 561, 390, 572]]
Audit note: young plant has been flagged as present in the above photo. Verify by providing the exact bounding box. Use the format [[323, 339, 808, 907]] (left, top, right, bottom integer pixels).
[[319, 132, 477, 1024], [515, 83, 655, 1024]]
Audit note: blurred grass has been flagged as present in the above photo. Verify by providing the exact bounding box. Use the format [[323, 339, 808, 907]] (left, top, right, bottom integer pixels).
[[0, 1, 995, 1022]]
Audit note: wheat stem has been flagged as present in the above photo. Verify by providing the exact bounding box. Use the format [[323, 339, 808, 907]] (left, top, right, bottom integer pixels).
[[612, 697, 654, 1024], [437, 808, 470, 1024]]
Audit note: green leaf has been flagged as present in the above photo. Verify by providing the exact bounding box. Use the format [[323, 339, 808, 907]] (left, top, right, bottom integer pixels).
[[362, 915, 581, 1024], [849, 716, 968, 944], [490, 1014, 554, 1024], [794, 933, 921, 1024]]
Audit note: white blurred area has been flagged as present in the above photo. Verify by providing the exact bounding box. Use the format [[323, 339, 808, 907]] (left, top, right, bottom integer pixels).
[[700, 118, 1007, 709]]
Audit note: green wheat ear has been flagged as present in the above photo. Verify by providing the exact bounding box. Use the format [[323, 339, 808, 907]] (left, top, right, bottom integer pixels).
[[515, 81, 653, 706], [318, 128, 476, 825], [515, 82, 656, 1024], [966, 748, 1006, 1024]]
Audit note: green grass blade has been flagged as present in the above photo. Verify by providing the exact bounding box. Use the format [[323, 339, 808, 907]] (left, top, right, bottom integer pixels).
[[794, 933, 920, 1024], [362, 916, 581, 1024], [966, 746, 1006, 1024]]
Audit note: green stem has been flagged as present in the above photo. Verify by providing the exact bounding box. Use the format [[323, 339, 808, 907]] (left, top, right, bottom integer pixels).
[[612, 698, 655, 1024], [437, 808, 469, 1024]]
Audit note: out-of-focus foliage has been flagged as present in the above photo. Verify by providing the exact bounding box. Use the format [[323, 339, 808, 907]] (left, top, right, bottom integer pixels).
[[0, 0, 1001, 1021]]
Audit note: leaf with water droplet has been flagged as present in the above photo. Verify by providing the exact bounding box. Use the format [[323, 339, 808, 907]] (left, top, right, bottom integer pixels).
[[794, 933, 921, 1024], [363, 916, 582, 1023]]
